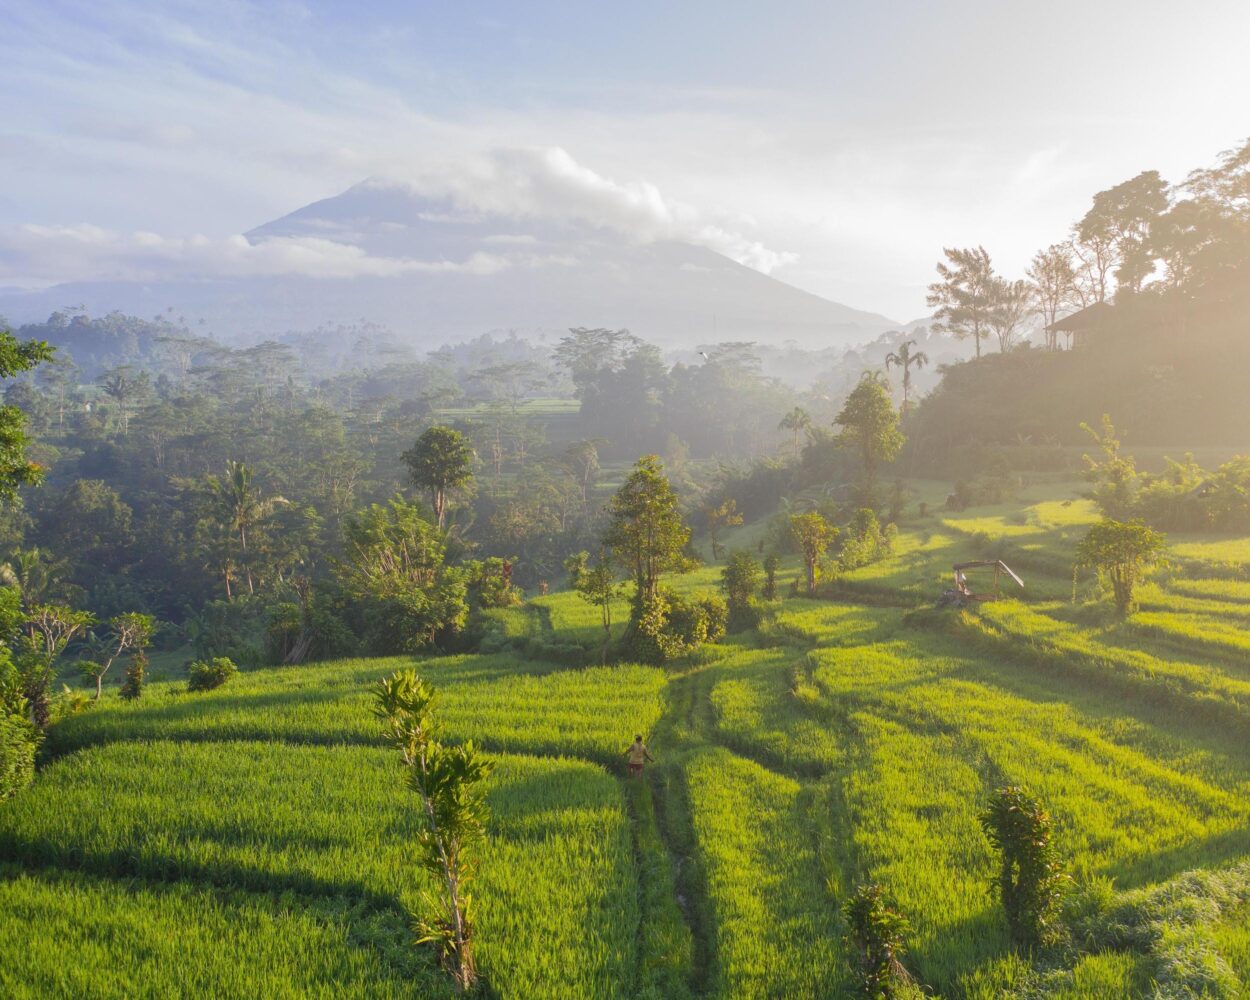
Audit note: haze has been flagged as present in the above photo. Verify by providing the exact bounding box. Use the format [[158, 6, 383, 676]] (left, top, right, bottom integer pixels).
[[4, 0, 1249, 319]]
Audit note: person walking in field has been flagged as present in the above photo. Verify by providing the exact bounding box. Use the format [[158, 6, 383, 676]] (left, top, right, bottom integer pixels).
[[625, 734, 654, 777]]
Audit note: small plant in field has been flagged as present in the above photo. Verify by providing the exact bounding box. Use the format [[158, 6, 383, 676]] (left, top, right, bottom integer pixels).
[[571, 551, 622, 664], [374, 669, 493, 993], [120, 648, 147, 700], [187, 657, 238, 692], [762, 553, 779, 600], [980, 786, 1069, 949], [720, 550, 761, 631], [789, 512, 837, 595], [1075, 518, 1166, 615], [843, 883, 917, 999]]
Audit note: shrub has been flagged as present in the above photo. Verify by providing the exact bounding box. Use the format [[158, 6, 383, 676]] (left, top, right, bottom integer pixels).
[[762, 554, 779, 600], [838, 509, 895, 572], [721, 551, 761, 631], [119, 649, 146, 701], [465, 557, 523, 609], [1075, 518, 1167, 615], [0, 710, 38, 800], [980, 786, 1069, 949], [625, 589, 726, 664], [843, 883, 918, 999], [187, 657, 238, 693]]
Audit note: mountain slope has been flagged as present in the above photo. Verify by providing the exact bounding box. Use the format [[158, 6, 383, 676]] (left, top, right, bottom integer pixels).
[[0, 179, 900, 347]]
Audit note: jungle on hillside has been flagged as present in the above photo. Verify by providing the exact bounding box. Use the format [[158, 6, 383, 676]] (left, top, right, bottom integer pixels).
[[1, 138, 1250, 999]]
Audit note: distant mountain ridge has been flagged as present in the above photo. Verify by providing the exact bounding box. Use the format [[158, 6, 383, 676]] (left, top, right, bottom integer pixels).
[[0, 178, 901, 348]]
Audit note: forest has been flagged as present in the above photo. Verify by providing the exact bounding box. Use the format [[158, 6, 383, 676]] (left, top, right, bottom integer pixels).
[[2, 133, 1250, 1000]]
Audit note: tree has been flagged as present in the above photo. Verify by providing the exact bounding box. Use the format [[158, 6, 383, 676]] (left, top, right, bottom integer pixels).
[[704, 498, 743, 561], [204, 461, 287, 595], [604, 456, 690, 606], [883, 341, 929, 414], [1078, 170, 1170, 295], [987, 277, 1033, 353], [980, 786, 1068, 949], [403, 426, 474, 530], [573, 552, 622, 664], [789, 512, 837, 595], [1075, 518, 1166, 615], [374, 669, 493, 992], [96, 365, 151, 434], [1027, 245, 1076, 350], [778, 406, 812, 454], [81, 613, 154, 700], [835, 373, 904, 484], [0, 329, 55, 505], [338, 499, 468, 653], [926, 246, 996, 359], [19, 603, 94, 727]]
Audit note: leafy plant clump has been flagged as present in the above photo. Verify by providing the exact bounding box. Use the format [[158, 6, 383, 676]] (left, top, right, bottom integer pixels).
[[0, 710, 38, 800], [720, 550, 762, 631], [1075, 517, 1167, 615], [374, 669, 493, 993], [843, 883, 921, 999], [187, 657, 239, 692], [119, 648, 146, 700], [626, 588, 726, 664], [980, 786, 1069, 949]]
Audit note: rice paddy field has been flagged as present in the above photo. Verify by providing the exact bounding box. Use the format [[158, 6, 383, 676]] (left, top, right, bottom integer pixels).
[[5, 480, 1250, 997]]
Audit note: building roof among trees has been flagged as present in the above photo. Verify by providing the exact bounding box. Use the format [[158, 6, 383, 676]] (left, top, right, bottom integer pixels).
[[1045, 301, 1115, 334]]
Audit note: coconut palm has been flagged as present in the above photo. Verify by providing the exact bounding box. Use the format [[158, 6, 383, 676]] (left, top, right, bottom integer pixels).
[[205, 461, 287, 595], [884, 340, 930, 414], [778, 406, 812, 455]]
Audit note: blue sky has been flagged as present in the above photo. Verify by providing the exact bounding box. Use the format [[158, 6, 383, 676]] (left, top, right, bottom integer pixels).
[[2, 0, 1248, 318]]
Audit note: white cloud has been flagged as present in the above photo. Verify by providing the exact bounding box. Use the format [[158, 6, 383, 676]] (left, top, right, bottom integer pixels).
[[374, 146, 799, 274], [0, 224, 512, 286]]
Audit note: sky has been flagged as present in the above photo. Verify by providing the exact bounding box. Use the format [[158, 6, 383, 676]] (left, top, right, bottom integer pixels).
[[2, 0, 1248, 320]]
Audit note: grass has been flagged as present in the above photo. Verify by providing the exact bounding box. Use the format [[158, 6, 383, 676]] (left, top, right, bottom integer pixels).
[[8, 477, 1250, 997]]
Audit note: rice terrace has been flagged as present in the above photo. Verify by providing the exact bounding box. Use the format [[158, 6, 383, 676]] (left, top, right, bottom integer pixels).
[[3, 3, 1250, 998]]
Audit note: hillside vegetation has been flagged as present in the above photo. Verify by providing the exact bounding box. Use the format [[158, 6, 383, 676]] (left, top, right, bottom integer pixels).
[[5, 481, 1250, 998]]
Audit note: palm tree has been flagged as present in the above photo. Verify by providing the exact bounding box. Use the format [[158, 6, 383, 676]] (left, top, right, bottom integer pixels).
[[778, 406, 812, 455], [884, 340, 930, 415], [205, 461, 287, 595]]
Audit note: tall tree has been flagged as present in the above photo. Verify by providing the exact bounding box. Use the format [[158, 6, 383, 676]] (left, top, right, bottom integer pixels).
[[1078, 170, 1170, 295], [604, 455, 689, 605], [926, 246, 996, 359], [403, 426, 474, 530], [0, 329, 55, 504], [204, 461, 287, 595], [987, 277, 1033, 353], [835, 373, 905, 484], [883, 341, 929, 413], [1027, 245, 1076, 350], [778, 406, 812, 454]]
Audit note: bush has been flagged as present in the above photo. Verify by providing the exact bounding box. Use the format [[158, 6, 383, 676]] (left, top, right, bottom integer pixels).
[[624, 589, 726, 664], [721, 551, 762, 632], [119, 649, 146, 701], [0, 710, 38, 801], [843, 883, 920, 999], [838, 509, 895, 572], [187, 657, 239, 693], [980, 786, 1069, 949], [465, 557, 524, 609]]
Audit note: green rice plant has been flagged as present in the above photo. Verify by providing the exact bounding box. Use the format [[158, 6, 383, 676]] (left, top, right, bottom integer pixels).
[[0, 866, 440, 1000], [46, 654, 667, 766], [0, 741, 645, 998], [680, 746, 843, 998]]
